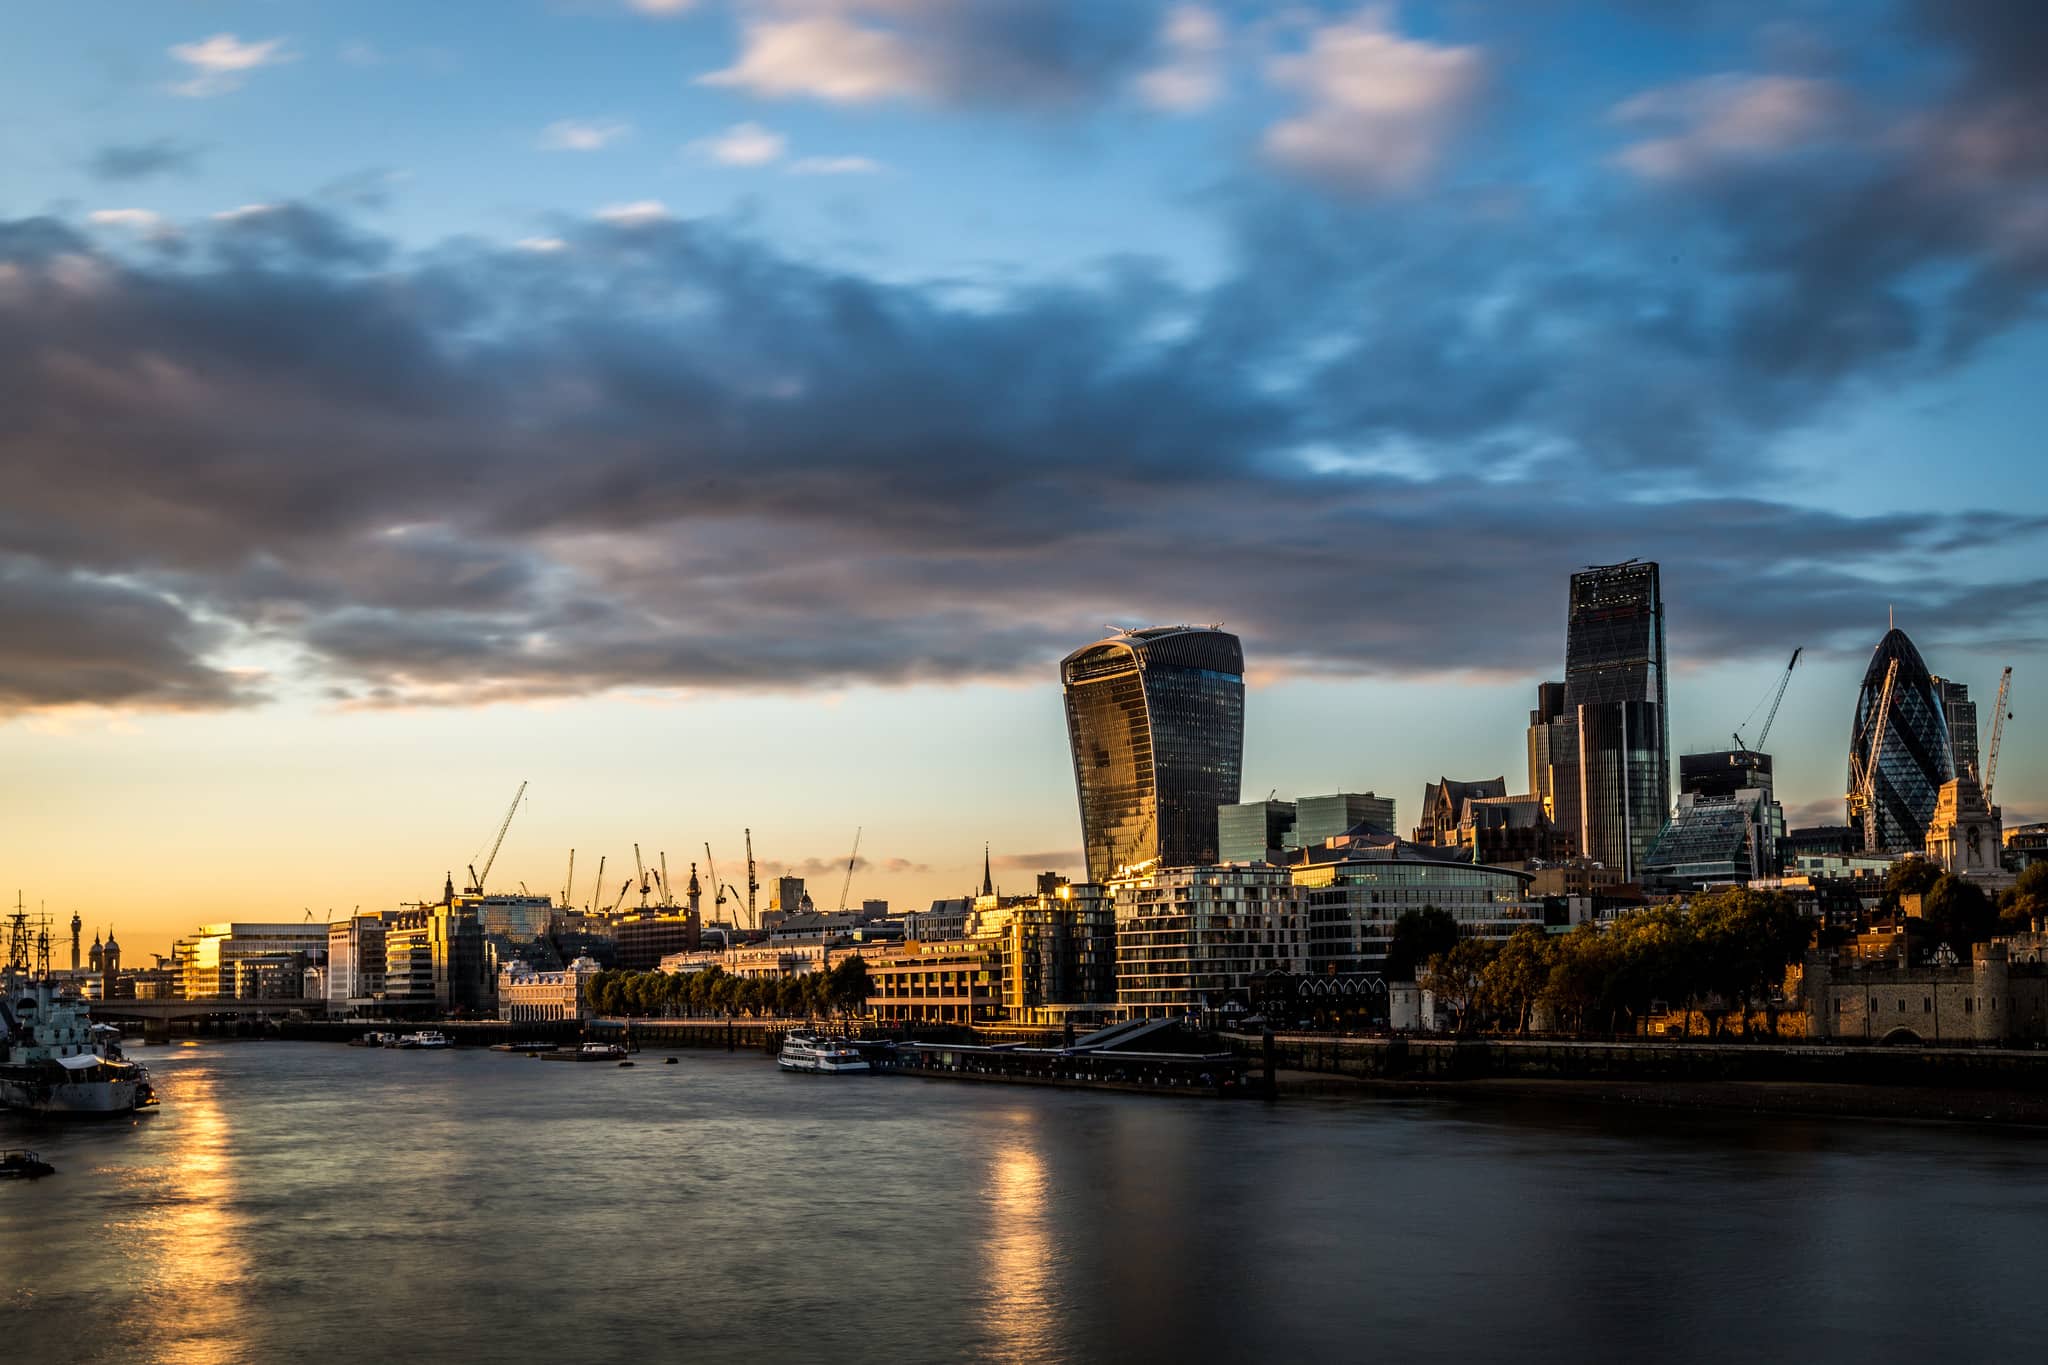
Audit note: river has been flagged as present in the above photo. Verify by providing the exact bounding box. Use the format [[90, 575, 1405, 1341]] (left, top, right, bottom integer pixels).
[[4, 1040, 2044, 1363]]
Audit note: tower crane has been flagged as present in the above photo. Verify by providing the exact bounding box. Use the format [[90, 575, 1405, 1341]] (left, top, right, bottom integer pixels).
[[609, 879, 633, 916], [1847, 657, 1900, 848], [588, 855, 606, 914], [704, 843, 728, 924], [838, 826, 863, 912], [467, 780, 528, 895], [634, 843, 651, 908], [660, 851, 673, 908], [1734, 648, 1802, 753], [562, 849, 575, 909], [1984, 666, 2014, 806]]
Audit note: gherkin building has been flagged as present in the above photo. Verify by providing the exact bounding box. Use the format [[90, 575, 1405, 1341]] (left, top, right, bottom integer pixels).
[[1847, 628, 1954, 852]]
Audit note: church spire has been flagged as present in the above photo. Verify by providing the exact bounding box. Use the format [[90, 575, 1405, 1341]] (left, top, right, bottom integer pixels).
[[981, 843, 994, 899]]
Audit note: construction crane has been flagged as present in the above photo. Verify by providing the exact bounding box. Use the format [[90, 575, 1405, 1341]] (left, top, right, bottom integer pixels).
[[1847, 657, 1900, 846], [1734, 647, 1802, 753], [467, 780, 528, 895], [705, 843, 727, 924], [633, 843, 651, 908], [745, 828, 759, 932], [608, 879, 633, 915], [837, 826, 863, 912], [588, 855, 606, 914], [562, 849, 575, 909], [659, 852, 673, 908], [1984, 666, 2014, 805]]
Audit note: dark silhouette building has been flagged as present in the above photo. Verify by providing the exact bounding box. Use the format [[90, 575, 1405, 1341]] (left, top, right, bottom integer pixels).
[[1849, 627, 1954, 852], [1561, 561, 1669, 879], [1062, 626, 1244, 883]]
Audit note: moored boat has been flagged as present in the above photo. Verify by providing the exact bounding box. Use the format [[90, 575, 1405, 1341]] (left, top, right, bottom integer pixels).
[[778, 1034, 870, 1074], [1, 975, 158, 1117]]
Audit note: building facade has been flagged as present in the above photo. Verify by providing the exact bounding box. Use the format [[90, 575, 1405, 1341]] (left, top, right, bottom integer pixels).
[[1933, 677, 1980, 782], [1061, 626, 1245, 883], [1926, 775, 2004, 882], [498, 956, 601, 1023], [1290, 836, 1540, 977], [1296, 792, 1397, 847], [1110, 864, 1307, 1019], [1848, 627, 1955, 852], [171, 923, 329, 1000], [1558, 561, 1670, 879], [1218, 799, 1297, 864]]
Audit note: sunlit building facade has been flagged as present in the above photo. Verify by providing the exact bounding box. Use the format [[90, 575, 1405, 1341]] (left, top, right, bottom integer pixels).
[[1110, 864, 1307, 1018], [1061, 626, 1244, 884], [1848, 627, 1954, 852], [1291, 836, 1539, 977]]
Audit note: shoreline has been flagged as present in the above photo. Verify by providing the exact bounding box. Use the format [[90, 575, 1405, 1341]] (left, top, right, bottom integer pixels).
[[1273, 1070, 2048, 1126]]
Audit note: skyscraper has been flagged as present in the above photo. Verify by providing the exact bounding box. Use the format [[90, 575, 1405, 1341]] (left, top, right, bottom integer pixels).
[[1849, 628, 1954, 852], [1061, 626, 1245, 884], [1932, 676, 1979, 782], [1562, 561, 1669, 879]]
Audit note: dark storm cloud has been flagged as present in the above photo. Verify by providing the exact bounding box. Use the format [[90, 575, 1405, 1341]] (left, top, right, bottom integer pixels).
[[85, 138, 203, 182], [1, 6, 2045, 714]]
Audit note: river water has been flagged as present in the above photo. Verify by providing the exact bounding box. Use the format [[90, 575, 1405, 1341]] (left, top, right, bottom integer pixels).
[[4, 1040, 2044, 1364]]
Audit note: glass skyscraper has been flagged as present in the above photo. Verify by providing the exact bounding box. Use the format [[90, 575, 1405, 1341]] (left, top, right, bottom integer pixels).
[[1562, 561, 1669, 879], [1850, 628, 1954, 851], [1061, 626, 1245, 884]]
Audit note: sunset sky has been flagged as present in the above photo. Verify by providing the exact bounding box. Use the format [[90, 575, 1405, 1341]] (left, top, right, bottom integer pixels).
[[4, 0, 2044, 963]]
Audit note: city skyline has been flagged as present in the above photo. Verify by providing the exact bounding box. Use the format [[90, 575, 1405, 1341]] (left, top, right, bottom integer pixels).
[[4, 1, 2045, 958]]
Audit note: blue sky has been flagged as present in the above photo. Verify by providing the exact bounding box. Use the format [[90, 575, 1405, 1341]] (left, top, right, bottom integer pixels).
[[2, 0, 2045, 957]]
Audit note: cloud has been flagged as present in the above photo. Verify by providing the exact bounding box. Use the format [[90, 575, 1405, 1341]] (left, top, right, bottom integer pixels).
[[1613, 74, 1848, 180], [593, 200, 672, 225], [782, 854, 932, 881], [626, 0, 697, 14], [168, 33, 294, 98], [689, 121, 788, 166], [1262, 6, 1485, 193], [5, 0, 2048, 724], [698, 1, 1154, 107], [1136, 4, 1225, 112], [516, 236, 569, 253], [86, 138, 203, 182], [86, 209, 175, 242], [788, 155, 884, 176], [540, 119, 633, 152]]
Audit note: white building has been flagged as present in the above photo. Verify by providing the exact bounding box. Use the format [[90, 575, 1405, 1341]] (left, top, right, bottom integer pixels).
[[497, 956, 602, 1024]]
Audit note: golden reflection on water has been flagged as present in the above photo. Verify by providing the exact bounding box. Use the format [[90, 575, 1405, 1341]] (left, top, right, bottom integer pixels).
[[116, 1063, 252, 1364], [981, 1118, 1057, 1365]]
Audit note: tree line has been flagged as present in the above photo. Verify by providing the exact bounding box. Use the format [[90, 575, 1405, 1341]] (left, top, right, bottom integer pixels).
[[584, 957, 872, 1020], [1407, 887, 1813, 1036]]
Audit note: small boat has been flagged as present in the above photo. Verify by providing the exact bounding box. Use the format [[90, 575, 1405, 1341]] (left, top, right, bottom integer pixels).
[[406, 1031, 452, 1050], [1, 1149, 57, 1180], [577, 1042, 627, 1061], [778, 1034, 870, 1075]]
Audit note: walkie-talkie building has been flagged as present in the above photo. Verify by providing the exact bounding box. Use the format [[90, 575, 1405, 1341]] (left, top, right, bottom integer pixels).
[[1849, 628, 1954, 852], [1563, 561, 1669, 879], [1061, 626, 1244, 884]]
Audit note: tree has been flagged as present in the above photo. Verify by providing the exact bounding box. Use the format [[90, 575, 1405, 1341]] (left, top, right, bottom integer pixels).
[[1880, 857, 1942, 912], [1918, 873, 1998, 953], [1418, 938, 1497, 1034], [1482, 927, 1553, 1034], [827, 955, 872, 1019], [1386, 907, 1459, 982], [1998, 863, 2048, 934]]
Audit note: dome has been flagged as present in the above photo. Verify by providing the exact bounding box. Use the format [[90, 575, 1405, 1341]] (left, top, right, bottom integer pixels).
[[1847, 628, 1954, 851]]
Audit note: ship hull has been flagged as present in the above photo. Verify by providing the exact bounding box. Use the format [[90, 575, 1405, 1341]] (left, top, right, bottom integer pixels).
[[0, 1072, 153, 1116]]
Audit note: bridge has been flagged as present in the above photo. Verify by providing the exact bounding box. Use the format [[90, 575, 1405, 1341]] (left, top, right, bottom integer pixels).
[[92, 997, 326, 1037]]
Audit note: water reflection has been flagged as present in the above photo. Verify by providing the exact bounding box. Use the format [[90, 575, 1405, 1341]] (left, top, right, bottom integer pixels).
[[117, 1062, 251, 1364], [981, 1114, 1057, 1364]]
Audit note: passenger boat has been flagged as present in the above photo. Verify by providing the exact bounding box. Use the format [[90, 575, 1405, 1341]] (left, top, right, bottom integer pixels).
[[0, 975, 158, 1116], [778, 1034, 870, 1074], [577, 1042, 627, 1061], [394, 1030, 451, 1050]]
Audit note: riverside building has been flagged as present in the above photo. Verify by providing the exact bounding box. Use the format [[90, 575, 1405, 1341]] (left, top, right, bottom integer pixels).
[[498, 957, 601, 1024], [1110, 864, 1307, 1019], [170, 923, 328, 1000], [1061, 625, 1245, 883], [1289, 831, 1541, 977]]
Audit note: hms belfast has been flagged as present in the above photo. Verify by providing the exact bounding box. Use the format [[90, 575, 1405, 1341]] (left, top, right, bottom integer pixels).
[[0, 900, 157, 1116]]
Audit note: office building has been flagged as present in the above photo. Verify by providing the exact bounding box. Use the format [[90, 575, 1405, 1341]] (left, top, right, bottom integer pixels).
[[1218, 799, 1297, 863], [1296, 792, 1397, 847], [1061, 625, 1245, 883], [498, 957, 601, 1023], [380, 902, 493, 1015], [457, 892, 553, 941], [326, 914, 387, 1012], [1291, 831, 1542, 977], [1110, 864, 1307, 1019], [1680, 750, 1773, 800], [1527, 681, 1571, 824], [967, 882, 1117, 1021], [1562, 561, 1669, 879], [1848, 627, 1954, 851], [171, 923, 329, 1000], [1640, 785, 1785, 890], [1933, 677, 1980, 781], [615, 910, 701, 972]]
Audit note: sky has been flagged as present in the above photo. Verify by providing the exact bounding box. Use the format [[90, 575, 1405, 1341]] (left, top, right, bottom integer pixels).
[[2, 0, 2045, 964]]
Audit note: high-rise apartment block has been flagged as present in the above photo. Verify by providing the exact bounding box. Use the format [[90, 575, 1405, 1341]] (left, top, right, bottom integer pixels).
[[1062, 626, 1245, 883]]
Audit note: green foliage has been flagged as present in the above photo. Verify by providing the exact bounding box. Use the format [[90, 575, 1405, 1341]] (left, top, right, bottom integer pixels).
[[1385, 907, 1459, 981], [1417, 937, 1498, 1034], [1916, 873, 1998, 952], [577, 960, 872, 1021], [1998, 863, 2048, 934], [1880, 857, 1942, 910]]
